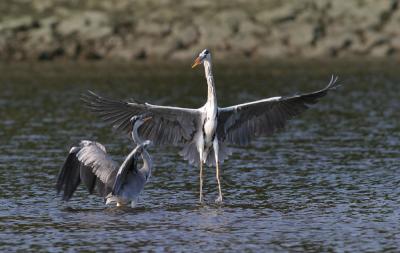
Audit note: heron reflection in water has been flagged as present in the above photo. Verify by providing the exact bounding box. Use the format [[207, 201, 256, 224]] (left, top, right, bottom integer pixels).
[[56, 115, 153, 207], [84, 49, 340, 203]]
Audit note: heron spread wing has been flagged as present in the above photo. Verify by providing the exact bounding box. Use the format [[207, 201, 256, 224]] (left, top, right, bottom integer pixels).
[[56, 141, 119, 200], [75, 140, 119, 187], [217, 76, 340, 145], [56, 146, 82, 200], [82, 92, 201, 145]]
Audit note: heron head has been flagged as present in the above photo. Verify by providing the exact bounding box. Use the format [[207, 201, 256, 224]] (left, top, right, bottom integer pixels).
[[130, 114, 152, 128], [192, 49, 210, 68], [142, 140, 152, 148]]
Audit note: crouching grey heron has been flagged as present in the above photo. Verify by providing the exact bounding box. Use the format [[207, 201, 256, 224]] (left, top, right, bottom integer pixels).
[[83, 49, 340, 203], [56, 115, 153, 207]]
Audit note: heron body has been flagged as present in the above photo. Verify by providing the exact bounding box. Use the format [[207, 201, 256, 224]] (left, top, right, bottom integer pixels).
[[196, 64, 214, 154], [105, 141, 152, 207], [110, 116, 153, 206], [56, 116, 152, 207], [83, 49, 340, 203]]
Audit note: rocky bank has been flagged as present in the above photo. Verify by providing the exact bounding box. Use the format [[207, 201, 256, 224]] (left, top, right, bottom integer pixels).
[[0, 0, 399, 61]]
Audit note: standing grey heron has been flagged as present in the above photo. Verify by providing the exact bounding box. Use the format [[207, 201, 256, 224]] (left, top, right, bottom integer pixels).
[[56, 115, 153, 207], [83, 49, 340, 203]]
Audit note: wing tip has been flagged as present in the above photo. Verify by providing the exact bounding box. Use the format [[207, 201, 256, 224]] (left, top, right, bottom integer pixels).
[[326, 74, 341, 90], [56, 148, 82, 200]]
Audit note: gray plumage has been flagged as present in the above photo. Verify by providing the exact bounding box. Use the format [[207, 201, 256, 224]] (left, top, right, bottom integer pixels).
[[82, 92, 200, 146], [56, 116, 153, 207], [106, 141, 151, 206], [56, 141, 115, 201], [82, 76, 339, 166], [217, 75, 340, 145], [81, 49, 340, 203]]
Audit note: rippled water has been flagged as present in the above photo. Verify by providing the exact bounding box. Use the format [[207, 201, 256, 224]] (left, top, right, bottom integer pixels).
[[0, 60, 399, 252]]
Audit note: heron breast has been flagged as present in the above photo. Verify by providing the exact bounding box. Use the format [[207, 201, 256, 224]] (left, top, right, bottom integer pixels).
[[203, 117, 217, 142]]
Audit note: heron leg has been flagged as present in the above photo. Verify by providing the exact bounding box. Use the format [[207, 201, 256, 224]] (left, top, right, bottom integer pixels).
[[199, 154, 204, 203], [213, 139, 223, 203], [215, 162, 223, 203]]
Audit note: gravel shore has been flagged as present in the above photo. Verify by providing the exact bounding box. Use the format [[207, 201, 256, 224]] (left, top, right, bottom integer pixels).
[[0, 0, 399, 61]]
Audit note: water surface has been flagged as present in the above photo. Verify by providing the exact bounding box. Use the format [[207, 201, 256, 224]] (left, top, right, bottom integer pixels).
[[0, 60, 399, 252]]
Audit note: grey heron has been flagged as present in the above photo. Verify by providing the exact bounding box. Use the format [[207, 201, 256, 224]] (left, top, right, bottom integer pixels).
[[83, 49, 340, 203], [56, 115, 153, 207]]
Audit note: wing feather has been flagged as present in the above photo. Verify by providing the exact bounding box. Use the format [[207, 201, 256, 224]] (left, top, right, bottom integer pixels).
[[217, 75, 340, 145], [56, 141, 118, 200], [76, 141, 119, 187], [112, 145, 141, 195], [56, 147, 81, 201], [82, 91, 201, 145]]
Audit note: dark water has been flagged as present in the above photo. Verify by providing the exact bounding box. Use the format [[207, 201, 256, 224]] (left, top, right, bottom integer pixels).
[[0, 60, 399, 252]]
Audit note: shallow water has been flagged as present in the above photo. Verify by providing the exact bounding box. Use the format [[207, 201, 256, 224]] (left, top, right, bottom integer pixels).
[[0, 60, 399, 252]]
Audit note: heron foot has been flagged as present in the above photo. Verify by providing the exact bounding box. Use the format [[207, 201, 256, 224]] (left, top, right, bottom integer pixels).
[[215, 195, 223, 204]]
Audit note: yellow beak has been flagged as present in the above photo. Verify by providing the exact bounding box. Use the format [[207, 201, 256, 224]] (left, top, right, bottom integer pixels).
[[191, 57, 202, 68], [143, 116, 152, 123]]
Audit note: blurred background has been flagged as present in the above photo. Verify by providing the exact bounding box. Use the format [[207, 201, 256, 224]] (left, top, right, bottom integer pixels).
[[0, 0, 399, 61]]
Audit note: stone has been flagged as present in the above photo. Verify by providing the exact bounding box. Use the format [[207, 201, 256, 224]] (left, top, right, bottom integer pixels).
[[382, 9, 400, 35], [56, 11, 111, 39], [239, 21, 266, 36], [228, 35, 259, 55], [184, 0, 214, 9], [32, 0, 53, 13], [39, 17, 58, 28], [255, 4, 296, 24], [146, 36, 180, 59], [170, 48, 196, 61], [109, 48, 135, 61], [390, 35, 400, 50], [135, 20, 171, 37], [369, 43, 391, 57], [256, 41, 290, 58], [171, 24, 198, 49], [328, 0, 390, 30], [0, 16, 34, 32], [278, 23, 313, 47], [26, 26, 53, 46], [148, 9, 180, 22], [215, 10, 248, 31], [195, 17, 232, 49]]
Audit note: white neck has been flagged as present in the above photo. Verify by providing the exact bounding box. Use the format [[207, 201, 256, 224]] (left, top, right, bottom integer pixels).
[[140, 150, 152, 181], [203, 59, 217, 104], [132, 123, 143, 144]]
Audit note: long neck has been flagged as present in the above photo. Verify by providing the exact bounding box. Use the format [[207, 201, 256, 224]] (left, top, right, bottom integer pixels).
[[203, 59, 217, 105], [139, 150, 152, 181], [132, 123, 143, 144]]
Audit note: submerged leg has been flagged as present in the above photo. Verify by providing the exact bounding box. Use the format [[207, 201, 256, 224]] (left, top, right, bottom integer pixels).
[[199, 152, 204, 203], [213, 139, 223, 203]]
